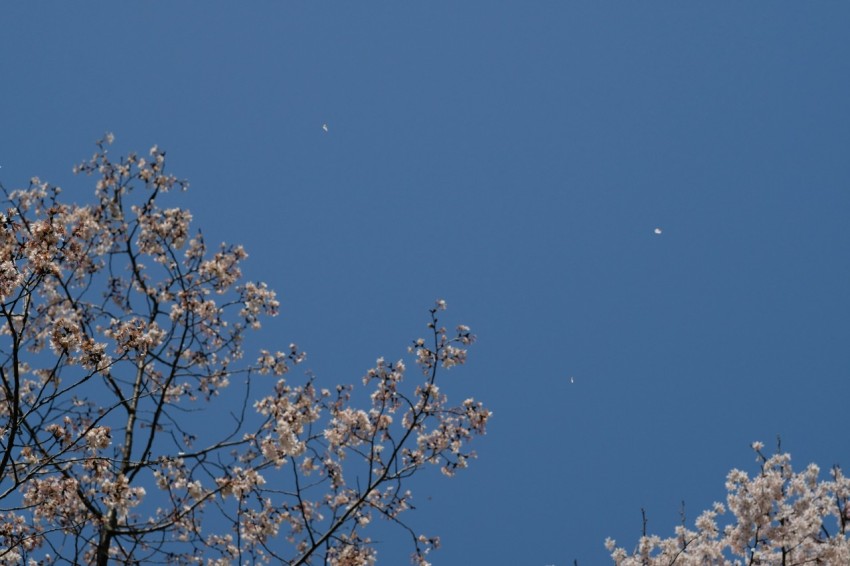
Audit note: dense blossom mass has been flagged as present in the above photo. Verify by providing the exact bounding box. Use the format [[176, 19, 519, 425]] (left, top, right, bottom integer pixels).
[[0, 136, 490, 565], [607, 442, 850, 565]]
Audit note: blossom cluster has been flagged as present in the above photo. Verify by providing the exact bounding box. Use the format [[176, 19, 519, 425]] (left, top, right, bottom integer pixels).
[[606, 442, 850, 565], [0, 137, 490, 566]]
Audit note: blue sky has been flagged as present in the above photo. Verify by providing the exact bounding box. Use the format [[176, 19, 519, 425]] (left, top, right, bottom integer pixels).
[[2, 3, 850, 564]]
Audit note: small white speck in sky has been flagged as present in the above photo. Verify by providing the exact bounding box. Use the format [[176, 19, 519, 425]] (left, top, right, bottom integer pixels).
[[654, 227, 662, 235], [569, 376, 575, 384], [322, 123, 328, 132]]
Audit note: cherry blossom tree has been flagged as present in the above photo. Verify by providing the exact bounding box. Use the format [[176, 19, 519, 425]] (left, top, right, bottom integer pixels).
[[0, 135, 491, 565], [606, 442, 850, 565]]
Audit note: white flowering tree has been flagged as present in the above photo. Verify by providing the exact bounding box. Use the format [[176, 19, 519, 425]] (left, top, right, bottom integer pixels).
[[0, 136, 491, 565], [606, 442, 850, 565]]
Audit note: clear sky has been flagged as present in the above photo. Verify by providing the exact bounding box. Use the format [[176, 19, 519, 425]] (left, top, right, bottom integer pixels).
[[2, 3, 850, 564]]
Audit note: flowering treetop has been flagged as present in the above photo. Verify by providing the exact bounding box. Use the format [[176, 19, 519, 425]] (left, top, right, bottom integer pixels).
[[607, 441, 850, 566], [0, 135, 491, 565]]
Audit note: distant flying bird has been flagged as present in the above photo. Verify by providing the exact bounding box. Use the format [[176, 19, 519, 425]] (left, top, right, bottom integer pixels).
[[654, 227, 662, 235], [322, 124, 328, 132]]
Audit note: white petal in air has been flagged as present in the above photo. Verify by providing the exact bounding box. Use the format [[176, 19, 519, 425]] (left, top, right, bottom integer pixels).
[[569, 376, 575, 384], [654, 228, 662, 235], [322, 124, 328, 132]]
